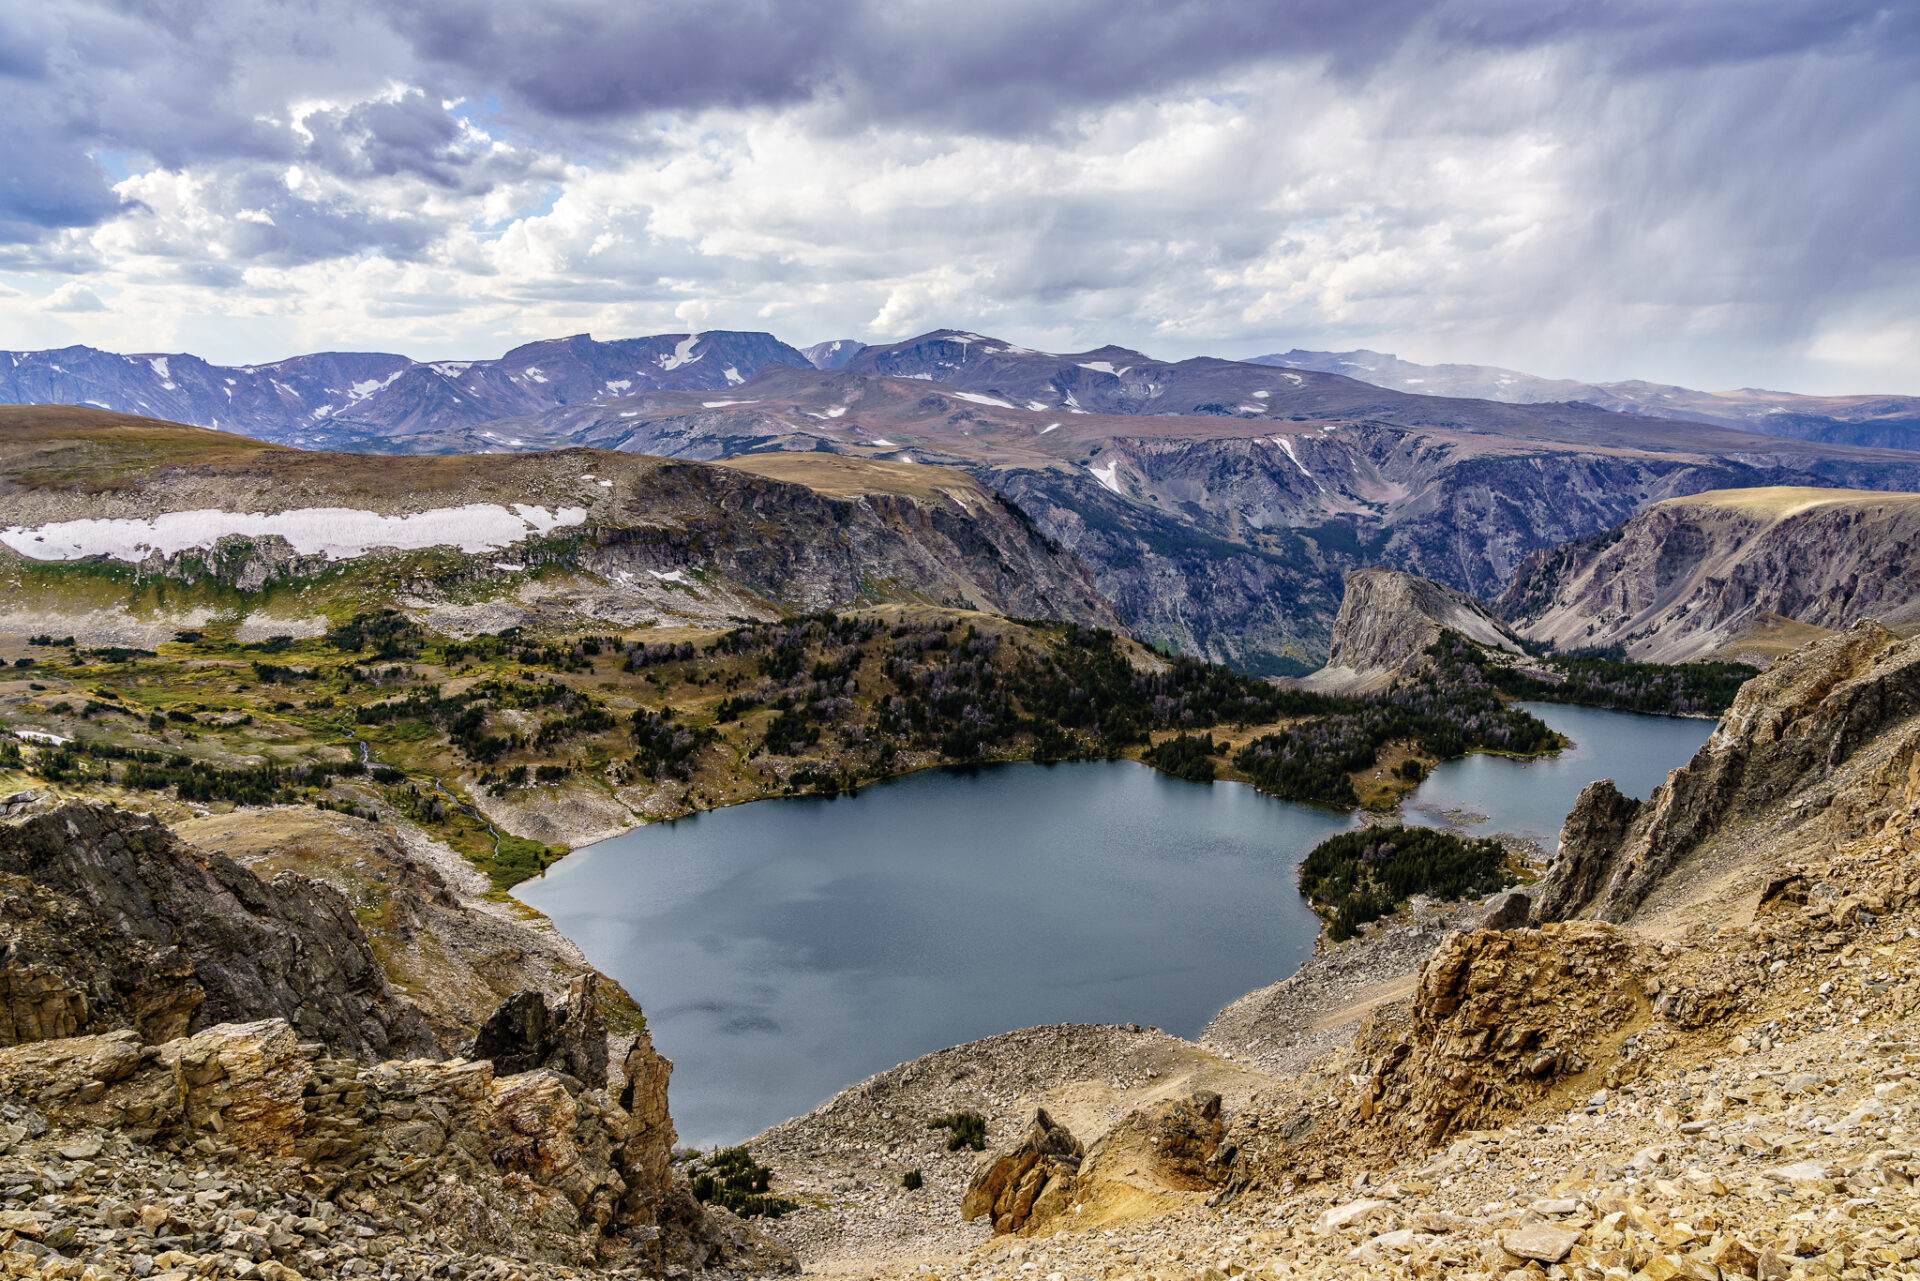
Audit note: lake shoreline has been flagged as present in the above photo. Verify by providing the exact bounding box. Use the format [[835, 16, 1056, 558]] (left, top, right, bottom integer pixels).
[[514, 701, 1714, 1146]]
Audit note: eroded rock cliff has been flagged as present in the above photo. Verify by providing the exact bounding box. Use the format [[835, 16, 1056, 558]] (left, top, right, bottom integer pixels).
[[1299, 568, 1523, 693], [1502, 486, 1920, 662], [1533, 619, 1920, 924], [0, 803, 435, 1059]]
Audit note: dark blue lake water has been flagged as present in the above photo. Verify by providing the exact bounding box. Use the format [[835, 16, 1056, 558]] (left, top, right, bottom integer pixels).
[[516, 702, 1713, 1144]]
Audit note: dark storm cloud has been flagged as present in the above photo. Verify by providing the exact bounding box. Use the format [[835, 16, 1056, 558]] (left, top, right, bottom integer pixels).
[[1434, 0, 1914, 72], [299, 89, 556, 191], [6, 0, 1909, 243], [381, 0, 1442, 132], [377, 0, 1914, 132]]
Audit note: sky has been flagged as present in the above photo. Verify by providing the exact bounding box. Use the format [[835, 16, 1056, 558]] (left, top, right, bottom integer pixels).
[[0, 1, 1916, 393]]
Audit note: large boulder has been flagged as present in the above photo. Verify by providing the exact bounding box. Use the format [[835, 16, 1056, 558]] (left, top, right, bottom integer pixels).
[[960, 1109, 1084, 1234]]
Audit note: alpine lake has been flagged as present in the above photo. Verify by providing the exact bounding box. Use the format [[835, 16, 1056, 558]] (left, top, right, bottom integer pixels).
[[515, 701, 1715, 1144]]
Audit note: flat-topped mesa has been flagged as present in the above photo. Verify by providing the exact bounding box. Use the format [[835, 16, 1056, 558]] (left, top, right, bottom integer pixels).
[[1500, 485, 1920, 664], [1533, 619, 1920, 925], [0, 408, 1118, 634], [1299, 568, 1524, 694]]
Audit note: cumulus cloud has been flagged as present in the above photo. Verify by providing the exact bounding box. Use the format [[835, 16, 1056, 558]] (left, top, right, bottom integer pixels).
[[0, 0, 1913, 393], [40, 283, 107, 312]]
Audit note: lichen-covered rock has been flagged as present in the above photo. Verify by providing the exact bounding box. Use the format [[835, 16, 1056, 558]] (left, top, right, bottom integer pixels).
[[0, 803, 435, 1059], [161, 1019, 309, 1156]]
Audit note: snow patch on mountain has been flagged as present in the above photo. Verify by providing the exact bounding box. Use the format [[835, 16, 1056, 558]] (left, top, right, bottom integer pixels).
[[950, 391, 1015, 408], [659, 335, 704, 371], [1, 504, 589, 564], [1088, 460, 1124, 494]]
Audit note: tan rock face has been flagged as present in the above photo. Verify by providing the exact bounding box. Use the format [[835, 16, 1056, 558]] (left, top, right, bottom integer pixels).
[[1358, 923, 1652, 1147], [961, 1109, 1084, 1234], [0, 1015, 689, 1264], [1077, 1090, 1230, 1196]]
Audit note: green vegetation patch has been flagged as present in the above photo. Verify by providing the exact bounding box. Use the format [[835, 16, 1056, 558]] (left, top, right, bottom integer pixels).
[[481, 833, 568, 894], [1300, 824, 1513, 942], [1235, 635, 1562, 807], [1486, 650, 1757, 716], [686, 1147, 798, 1219], [1141, 732, 1220, 782], [928, 1110, 988, 1152]]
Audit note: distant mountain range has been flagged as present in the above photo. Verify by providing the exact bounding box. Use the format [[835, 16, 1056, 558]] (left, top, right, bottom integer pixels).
[[1250, 349, 1920, 451], [0, 331, 814, 450], [6, 327, 1920, 671]]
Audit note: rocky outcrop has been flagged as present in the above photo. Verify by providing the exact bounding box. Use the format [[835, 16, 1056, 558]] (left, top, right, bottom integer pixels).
[[960, 1109, 1084, 1234], [467, 974, 609, 1087], [176, 806, 619, 1055], [1502, 486, 1920, 662], [1352, 924, 1654, 1147], [0, 803, 435, 1059], [1533, 620, 1920, 924], [1531, 782, 1643, 923], [0, 1015, 765, 1271], [1300, 568, 1524, 693]]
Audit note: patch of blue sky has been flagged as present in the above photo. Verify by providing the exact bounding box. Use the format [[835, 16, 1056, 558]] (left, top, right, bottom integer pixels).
[[469, 182, 563, 240], [448, 93, 506, 140], [90, 150, 152, 182]]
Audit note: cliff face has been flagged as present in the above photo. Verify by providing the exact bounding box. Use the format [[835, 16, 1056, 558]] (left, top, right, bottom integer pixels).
[[1501, 486, 1920, 663], [0, 802, 436, 1059], [0, 801, 769, 1272], [1534, 619, 1920, 925], [1298, 568, 1523, 693]]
